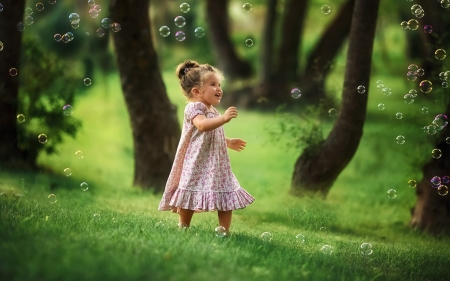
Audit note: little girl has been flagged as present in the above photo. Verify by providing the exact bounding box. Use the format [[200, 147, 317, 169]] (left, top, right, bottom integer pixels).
[[158, 60, 254, 234]]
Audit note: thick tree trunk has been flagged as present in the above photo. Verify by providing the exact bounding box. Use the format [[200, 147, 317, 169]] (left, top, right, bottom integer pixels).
[[300, 0, 355, 106], [291, 0, 380, 196], [260, 0, 278, 85], [110, 0, 181, 192], [206, 0, 252, 79], [0, 0, 26, 168]]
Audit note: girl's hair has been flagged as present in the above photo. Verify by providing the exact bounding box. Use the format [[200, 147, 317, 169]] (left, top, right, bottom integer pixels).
[[175, 60, 224, 100]]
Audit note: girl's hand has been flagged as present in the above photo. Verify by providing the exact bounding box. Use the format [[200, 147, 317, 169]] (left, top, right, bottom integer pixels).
[[227, 138, 246, 152], [222, 107, 238, 123]]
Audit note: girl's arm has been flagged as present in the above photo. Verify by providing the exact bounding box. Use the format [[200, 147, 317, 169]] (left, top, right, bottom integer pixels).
[[192, 107, 238, 132], [226, 137, 246, 152]]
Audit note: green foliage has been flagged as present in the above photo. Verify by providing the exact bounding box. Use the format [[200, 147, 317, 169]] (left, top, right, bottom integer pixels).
[[17, 35, 82, 163]]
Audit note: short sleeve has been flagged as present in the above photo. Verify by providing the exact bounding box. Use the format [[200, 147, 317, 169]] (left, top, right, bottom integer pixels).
[[185, 102, 208, 122]]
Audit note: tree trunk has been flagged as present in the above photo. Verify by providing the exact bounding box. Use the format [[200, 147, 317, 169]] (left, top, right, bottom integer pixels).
[[300, 0, 355, 106], [291, 0, 380, 196], [260, 0, 278, 86], [0, 0, 26, 168], [110, 0, 181, 192], [205, 0, 252, 79]]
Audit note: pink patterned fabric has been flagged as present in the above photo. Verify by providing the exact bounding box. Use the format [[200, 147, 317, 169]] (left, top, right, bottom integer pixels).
[[158, 102, 255, 212]]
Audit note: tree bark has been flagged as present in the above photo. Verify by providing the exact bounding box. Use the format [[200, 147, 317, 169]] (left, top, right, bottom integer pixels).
[[110, 0, 181, 192], [206, 0, 252, 79], [300, 0, 355, 106], [260, 0, 278, 85], [0, 0, 26, 168], [291, 0, 380, 196]]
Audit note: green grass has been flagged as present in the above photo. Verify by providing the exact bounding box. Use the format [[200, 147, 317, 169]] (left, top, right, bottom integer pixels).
[[1, 70, 450, 281]]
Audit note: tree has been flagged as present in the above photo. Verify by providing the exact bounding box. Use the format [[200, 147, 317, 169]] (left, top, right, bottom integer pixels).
[[0, 0, 26, 168], [109, 0, 181, 192], [291, 0, 380, 196]]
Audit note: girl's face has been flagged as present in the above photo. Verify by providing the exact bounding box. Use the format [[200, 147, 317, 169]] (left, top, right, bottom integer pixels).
[[193, 73, 223, 108]]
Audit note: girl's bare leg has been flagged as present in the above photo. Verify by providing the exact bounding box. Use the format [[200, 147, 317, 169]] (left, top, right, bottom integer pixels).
[[179, 208, 194, 227], [218, 210, 232, 232]]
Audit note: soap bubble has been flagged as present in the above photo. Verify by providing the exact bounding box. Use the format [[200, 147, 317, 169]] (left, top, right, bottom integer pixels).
[[433, 114, 448, 130], [321, 244, 333, 255], [407, 19, 419, 30], [396, 135, 405, 144], [432, 148, 442, 159], [93, 4, 101, 12], [174, 16, 186, 27], [9, 68, 18, 76], [382, 87, 392, 96], [424, 25, 432, 33], [36, 2, 44, 11], [17, 22, 25, 31], [387, 189, 397, 199], [431, 176, 441, 187], [291, 88, 301, 99], [64, 168, 72, 177], [377, 84, 384, 91], [443, 82, 448, 88], [419, 80, 432, 93], [93, 213, 100, 220], [439, 72, 446, 81], [25, 7, 33, 15], [407, 71, 417, 81], [175, 31, 186, 41], [17, 114, 25, 123], [214, 226, 227, 237], [245, 38, 254, 47], [38, 134, 48, 144], [80, 182, 89, 191], [442, 176, 450, 184], [71, 21, 79, 29], [360, 243, 373, 256], [396, 112, 403, 119], [75, 150, 84, 159], [88, 0, 95, 6], [84, 78, 92, 86], [400, 21, 408, 29], [321, 5, 331, 15], [438, 185, 449, 196], [69, 13, 80, 23], [194, 27, 205, 38], [377, 103, 385, 110], [376, 80, 383, 85], [65, 32, 74, 42], [408, 179, 417, 188], [357, 85, 365, 94], [260, 232, 272, 242], [24, 16, 34, 25], [447, 137, 450, 144], [48, 194, 57, 204], [427, 124, 437, 135], [295, 234, 305, 243], [180, 3, 190, 13], [61, 34, 70, 43], [416, 68, 425, 76], [242, 3, 252, 13], [89, 9, 98, 18], [0, 41, 3, 51], [408, 64, 419, 71], [63, 104, 73, 116], [409, 89, 417, 97], [48, 0, 56, 4], [101, 18, 112, 28], [96, 28, 105, 37], [328, 108, 337, 118], [159, 26, 170, 37], [421, 107, 429, 114], [435, 49, 446, 60], [111, 23, 121, 32]]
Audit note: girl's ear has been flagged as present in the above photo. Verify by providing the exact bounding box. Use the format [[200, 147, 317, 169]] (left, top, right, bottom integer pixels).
[[191, 87, 200, 97]]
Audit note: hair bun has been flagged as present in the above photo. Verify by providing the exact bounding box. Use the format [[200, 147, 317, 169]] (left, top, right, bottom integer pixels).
[[176, 60, 200, 80]]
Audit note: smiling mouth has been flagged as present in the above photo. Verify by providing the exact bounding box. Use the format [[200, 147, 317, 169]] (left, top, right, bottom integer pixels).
[[215, 93, 221, 98]]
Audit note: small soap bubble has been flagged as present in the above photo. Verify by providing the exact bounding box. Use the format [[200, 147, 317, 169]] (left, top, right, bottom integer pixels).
[[407, 71, 417, 81], [382, 87, 392, 96], [321, 244, 333, 255], [408, 64, 419, 71], [360, 243, 373, 256], [48, 194, 57, 204], [75, 150, 84, 159], [88, 0, 95, 6], [101, 18, 112, 28], [291, 88, 301, 99], [407, 19, 419, 30], [96, 28, 105, 37], [61, 34, 70, 43], [408, 179, 417, 188], [80, 182, 89, 191], [431, 176, 441, 187], [260, 232, 272, 242], [175, 31, 186, 41], [295, 234, 305, 243], [0, 41, 3, 51], [0, 3, 3, 12], [89, 9, 98, 18], [63, 104, 73, 116], [24, 16, 34, 25], [376, 80, 383, 85], [442, 176, 450, 184], [439, 72, 446, 81], [93, 4, 101, 12], [400, 21, 408, 29], [86, 32, 90, 36], [441, 1, 450, 8], [421, 107, 429, 114], [25, 7, 33, 15], [396, 135, 405, 144], [377, 84, 384, 91], [377, 103, 385, 110], [17, 114, 26, 123], [214, 226, 227, 237], [242, 3, 253, 13], [66, 32, 74, 41], [357, 85, 366, 94], [419, 80, 432, 93], [111, 23, 121, 32], [180, 3, 190, 13], [17, 22, 25, 31], [438, 185, 449, 196], [416, 68, 425, 76], [69, 13, 80, 23], [443, 82, 448, 88], [387, 189, 397, 199], [194, 27, 205, 38], [9, 68, 18, 76], [84, 78, 92, 86], [36, 2, 44, 11], [321, 5, 331, 15], [433, 114, 448, 129], [93, 213, 100, 220], [328, 108, 337, 118], [409, 89, 417, 97], [174, 16, 186, 27], [432, 148, 442, 159], [64, 168, 72, 177], [435, 49, 446, 60], [396, 112, 403, 120], [159, 26, 170, 37], [427, 124, 437, 135], [245, 38, 254, 47], [447, 137, 450, 144], [424, 25, 432, 33], [48, 0, 56, 4], [38, 134, 48, 144], [71, 21, 79, 29]]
